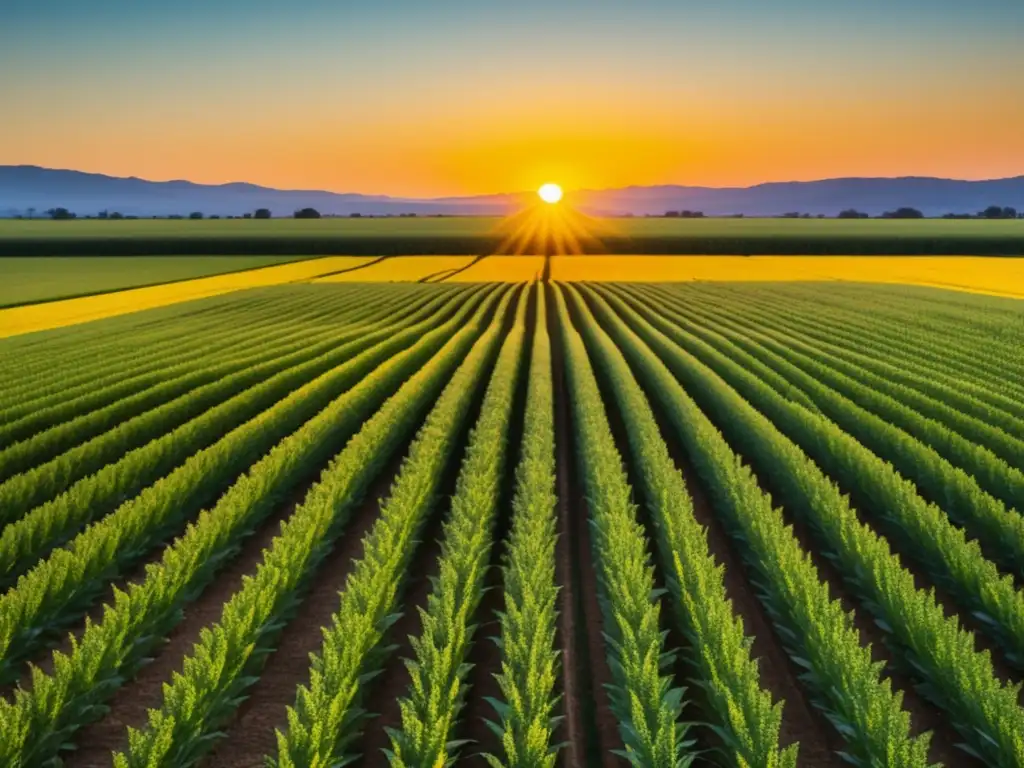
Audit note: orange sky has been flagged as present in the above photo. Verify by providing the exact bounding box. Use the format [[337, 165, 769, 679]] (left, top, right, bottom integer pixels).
[[4, 1, 1023, 196]]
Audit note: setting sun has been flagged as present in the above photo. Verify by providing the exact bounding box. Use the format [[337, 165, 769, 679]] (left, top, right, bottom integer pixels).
[[538, 183, 563, 204]]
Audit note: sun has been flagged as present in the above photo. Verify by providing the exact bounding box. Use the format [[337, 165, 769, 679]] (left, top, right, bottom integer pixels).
[[538, 183, 563, 204]]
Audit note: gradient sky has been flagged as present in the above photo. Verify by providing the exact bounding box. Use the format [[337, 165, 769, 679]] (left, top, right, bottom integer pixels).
[[3, 0, 1023, 196]]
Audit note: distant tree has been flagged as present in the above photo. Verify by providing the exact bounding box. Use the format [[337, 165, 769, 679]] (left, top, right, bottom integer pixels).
[[348, 212, 362, 218], [26, 207, 36, 220], [168, 214, 184, 220], [243, 213, 253, 219], [294, 207, 322, 219], [126, 215, 139, 220], [189, 211, 204, 220], [782, 212, 801, 218], [109, 211, 124, 220], [97, 210, 109, 220], [881, 207, 924, 219], [46, 207, 75, 220], [838, 209, 869, 219], [942, 212, 975, 219], [1003, 207, 1018, 219], [664, 210, 680, 218], [253, 208, 271, 219], [209, 215, 221, 219], [679, 210, 704, 218]]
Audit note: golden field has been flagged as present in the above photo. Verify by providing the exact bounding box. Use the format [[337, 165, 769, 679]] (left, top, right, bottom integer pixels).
[[0, 257, 369, 338], [4, 254, 1023, 338], [314, 256, 473, 283], [313, 256, 546, 283], [549, 255, 1024, 297]]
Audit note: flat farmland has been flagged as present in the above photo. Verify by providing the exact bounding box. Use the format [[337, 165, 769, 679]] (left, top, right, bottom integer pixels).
[[2, 216, 1023, 255], [6, 254, 1024, 337], [2, 278, 1024, 767], [0, 255, 320, 307]]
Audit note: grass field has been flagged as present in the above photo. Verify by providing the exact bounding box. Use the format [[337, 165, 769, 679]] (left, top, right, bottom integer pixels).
[[0, 255, 317, 307], [1, 279, 1023, 767], [2, 216, 1023, 255]]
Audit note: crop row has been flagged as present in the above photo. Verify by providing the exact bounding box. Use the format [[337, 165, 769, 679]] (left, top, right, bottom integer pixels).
[[601, 284, 1024, 766], [0, 285, 506, 765]]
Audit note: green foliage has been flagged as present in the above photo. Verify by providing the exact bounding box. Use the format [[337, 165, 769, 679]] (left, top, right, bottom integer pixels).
[[0, 289, 452, 586], [386, 285, 529, 766], [584, 284, 931, 767], [0, 286, 406, 517], [603, 284, 1024, 767], [483, 284, 562, 768], [552, 285, 690, 768], [271, 288, 517, 768], [110, 287, 516, 768], [0, 286, 501, 767], [563, 284, 797, 768]]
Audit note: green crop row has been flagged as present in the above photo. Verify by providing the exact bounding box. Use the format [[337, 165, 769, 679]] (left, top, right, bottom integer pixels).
[[0, 286, 492, 686], [483, 283, 562, 768], [687, 284, 1024, 431], [0, 289, 465, 586], [269, 288, 517, 768], [0, 285, 390, 434], [0, 287, 438, 518], [110, 287, 516, 768], [386, 285, 528, 766], [640, 286, 1024, 584], [665, 287, 1024, 508], [0, 286, 504, 766], [0, 289, 297, 405], [564, 284, 798, 767], [623, 284, 1024, 671], [552, 286, 688, 767], [605, 285, 1024, 766], [0, 287, 405, 498], [582, 284, 932, 765]]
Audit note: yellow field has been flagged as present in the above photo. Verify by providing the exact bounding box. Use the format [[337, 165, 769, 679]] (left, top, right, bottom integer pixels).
[[549, 255, 1024, 298], [450, 256, 545, 282], [0, 256, 369, 338], [313, 256, 472, 283], [5, 254, 1022, 339]]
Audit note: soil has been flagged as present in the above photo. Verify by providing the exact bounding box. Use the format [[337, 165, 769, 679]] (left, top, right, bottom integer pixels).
[[66, 482, 308, 766], [456, 287, 533, 764], [202, 448, 410, 768]]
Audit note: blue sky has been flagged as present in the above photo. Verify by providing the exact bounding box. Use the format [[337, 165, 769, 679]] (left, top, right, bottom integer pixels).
[[3, 0, 1022, 195]]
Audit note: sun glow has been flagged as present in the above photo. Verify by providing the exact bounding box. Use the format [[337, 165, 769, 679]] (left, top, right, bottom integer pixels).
[[538, 183, 563, 204]]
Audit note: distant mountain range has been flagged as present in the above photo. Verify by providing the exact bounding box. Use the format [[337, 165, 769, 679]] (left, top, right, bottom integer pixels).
[[2, 165, 1023, 218]]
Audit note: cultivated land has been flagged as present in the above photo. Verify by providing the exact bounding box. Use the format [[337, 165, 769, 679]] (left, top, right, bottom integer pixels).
[[0, 255, 317, 307], [1, 279, 1023, 767], [5, 254, 1024, 337], [2, 217, 1023, 255]]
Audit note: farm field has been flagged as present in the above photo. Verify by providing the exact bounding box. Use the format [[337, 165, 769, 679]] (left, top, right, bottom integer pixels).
[[0, 256, 370, 337], [0, 255, 318, 307], [2, 216, 1023, 255], [1, 279, 1024, 767], [6, 253, 1024, 338]]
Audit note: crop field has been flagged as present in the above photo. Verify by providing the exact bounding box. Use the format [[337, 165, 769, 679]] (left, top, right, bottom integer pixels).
[[7, 253, 1024, 338], [2, 216, 1023, 255], [1, 277, 1024, 767], [0, 256, 318, 308]]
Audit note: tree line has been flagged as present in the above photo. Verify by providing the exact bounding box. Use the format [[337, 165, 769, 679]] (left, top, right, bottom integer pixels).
[[13, 207, 427, 220]]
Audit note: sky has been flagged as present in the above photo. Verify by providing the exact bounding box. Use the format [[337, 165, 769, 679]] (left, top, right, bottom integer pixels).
[[3, 0, 1023, 197]]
